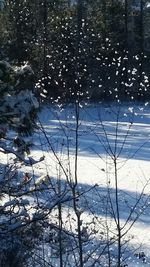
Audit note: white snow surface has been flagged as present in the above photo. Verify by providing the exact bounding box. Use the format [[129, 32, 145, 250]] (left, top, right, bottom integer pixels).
[[32, 102, 150, 266], [2, 102, 150, 266]]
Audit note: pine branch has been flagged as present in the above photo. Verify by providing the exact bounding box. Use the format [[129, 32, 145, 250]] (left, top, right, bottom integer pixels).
[[0, 142, 44, 165]]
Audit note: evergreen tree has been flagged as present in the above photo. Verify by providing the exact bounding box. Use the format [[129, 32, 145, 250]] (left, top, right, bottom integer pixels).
[[0, 60, 43, 266]]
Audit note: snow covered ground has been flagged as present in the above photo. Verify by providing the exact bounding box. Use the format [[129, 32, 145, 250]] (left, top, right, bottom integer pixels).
[[29, 102, 150, 266], [2, 102, 150, 266]]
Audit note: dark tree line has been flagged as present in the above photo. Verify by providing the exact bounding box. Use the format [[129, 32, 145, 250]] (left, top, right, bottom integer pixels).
[[1, 0, 150, 102]]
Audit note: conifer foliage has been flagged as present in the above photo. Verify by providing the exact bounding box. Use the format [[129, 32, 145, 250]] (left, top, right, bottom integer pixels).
[[0, 61, 42, 267]]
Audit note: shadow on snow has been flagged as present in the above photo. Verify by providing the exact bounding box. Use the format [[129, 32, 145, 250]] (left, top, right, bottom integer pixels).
[[35, 103, 150, 162]]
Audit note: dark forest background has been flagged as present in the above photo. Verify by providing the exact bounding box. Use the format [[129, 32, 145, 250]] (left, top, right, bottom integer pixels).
[[1, 0, 150, 102]]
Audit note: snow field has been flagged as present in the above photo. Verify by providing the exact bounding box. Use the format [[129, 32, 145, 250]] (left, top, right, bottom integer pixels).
[[2, 102, 150, 266]]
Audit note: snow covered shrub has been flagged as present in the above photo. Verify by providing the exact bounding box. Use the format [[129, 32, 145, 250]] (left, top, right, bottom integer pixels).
[[0, 61, 73, 266], [0, 164, 42, 267], [0, 60, 38, 135], [0, 59, 40, 165], [0, 60, 45, 266]]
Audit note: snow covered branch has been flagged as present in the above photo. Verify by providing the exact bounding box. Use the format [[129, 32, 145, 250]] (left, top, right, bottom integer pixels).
[[0, 142, 44, 165]]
